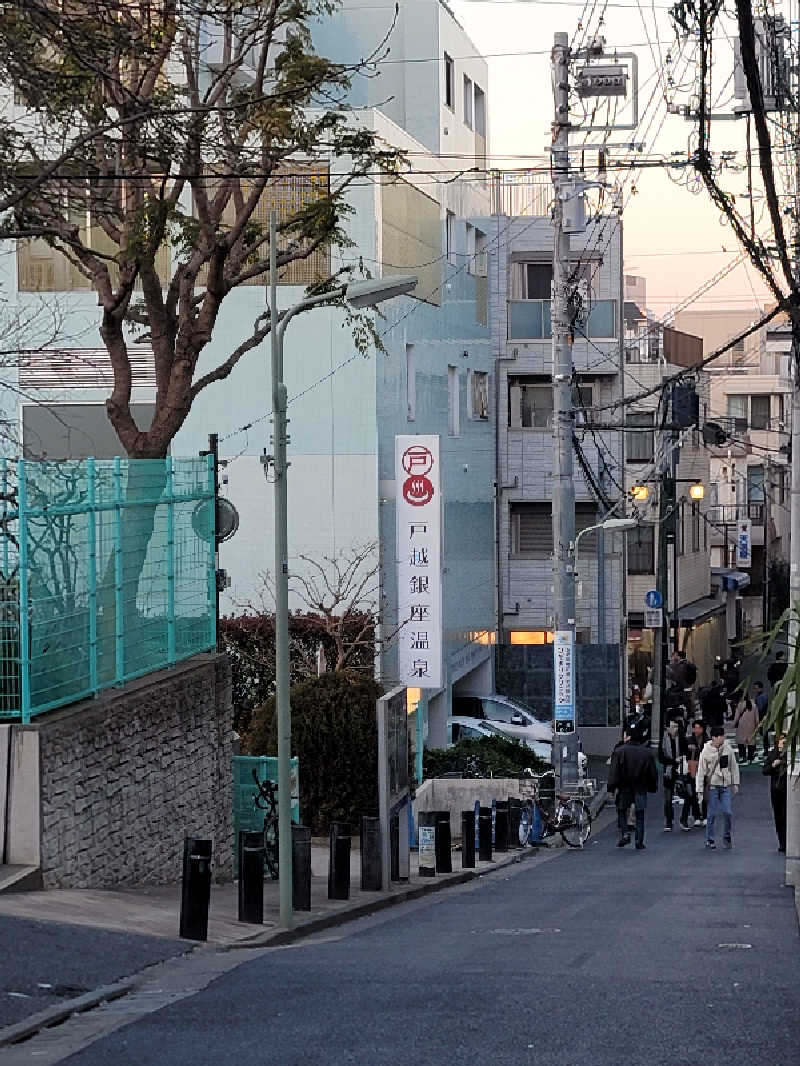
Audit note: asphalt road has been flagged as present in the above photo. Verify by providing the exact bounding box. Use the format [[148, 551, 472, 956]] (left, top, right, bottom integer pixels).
[[56, 770, 799, 1066], [0, 918, 188, 1028]]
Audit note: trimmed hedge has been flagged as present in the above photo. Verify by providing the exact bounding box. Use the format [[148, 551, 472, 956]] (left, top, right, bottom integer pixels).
[[243, 670, 383, 833], [423, 736, 549, 779]]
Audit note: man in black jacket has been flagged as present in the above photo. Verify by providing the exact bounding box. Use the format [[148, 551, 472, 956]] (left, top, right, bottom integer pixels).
[[607, 732, 659, 849]]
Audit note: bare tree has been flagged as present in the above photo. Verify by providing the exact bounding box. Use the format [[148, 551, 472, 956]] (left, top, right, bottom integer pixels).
[[0, 0, 403, 458]]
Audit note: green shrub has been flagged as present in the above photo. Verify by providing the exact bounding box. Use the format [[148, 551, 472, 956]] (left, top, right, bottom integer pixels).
[[243, 670, 383, 833], [423, 736, 549, 779]]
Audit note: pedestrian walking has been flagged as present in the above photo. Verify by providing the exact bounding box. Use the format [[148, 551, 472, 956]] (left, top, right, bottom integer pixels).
[[659, 718, 684, 832], [733, 696, 759, 764], [762, 735, 788, 853], [696, 726, 740, 850], [684, 719, 707, 827], [608, 730, 659, 850], [700, 680, 726, 731], [752, 681, 770, 757], [720, 658, 742, 719], [767, 650, 788, 691]]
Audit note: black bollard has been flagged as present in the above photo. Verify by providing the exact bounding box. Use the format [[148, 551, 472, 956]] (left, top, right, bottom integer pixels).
[[390, 813, 400, 882], [495, 801, 510, 853], [179, 837, 212, 941], [328, 822, 351, 900], [478, 806, 493, 862], [237, 831, 264, 924], [508, 797, 523, 847], [461, 810, 476, 869], [360, 816, 382, 891], [292, 825, 312, 912], [418, 811, 437, 876], [434, 811, 452, 873]]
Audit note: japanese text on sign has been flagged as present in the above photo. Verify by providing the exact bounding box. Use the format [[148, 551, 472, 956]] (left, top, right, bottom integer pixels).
[[553, 630, 575, 731], [396, 435, 442, 689]]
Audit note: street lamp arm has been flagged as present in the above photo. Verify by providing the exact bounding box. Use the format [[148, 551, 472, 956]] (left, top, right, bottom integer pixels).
[[276, 285, 348, 345]]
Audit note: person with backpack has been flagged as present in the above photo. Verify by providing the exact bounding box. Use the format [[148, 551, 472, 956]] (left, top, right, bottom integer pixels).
[[763, 735, 788, 852], [696, 726, 740, 850]]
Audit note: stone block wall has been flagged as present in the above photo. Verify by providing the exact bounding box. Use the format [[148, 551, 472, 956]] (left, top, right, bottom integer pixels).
[[34, 653, 233, 889]]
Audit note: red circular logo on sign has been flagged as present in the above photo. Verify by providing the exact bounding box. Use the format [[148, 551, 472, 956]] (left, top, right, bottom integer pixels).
[[401, 445, 434, 476], [403, 475, 434, 506]]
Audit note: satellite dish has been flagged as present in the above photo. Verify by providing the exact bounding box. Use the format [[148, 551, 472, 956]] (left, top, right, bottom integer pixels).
[[192, 497, 240, 544]]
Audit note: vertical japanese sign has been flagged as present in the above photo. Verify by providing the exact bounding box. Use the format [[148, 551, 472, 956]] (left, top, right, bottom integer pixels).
[[395, 435, 442, 689], [553, 630, 575, 733], [736, 519, 752, 568]]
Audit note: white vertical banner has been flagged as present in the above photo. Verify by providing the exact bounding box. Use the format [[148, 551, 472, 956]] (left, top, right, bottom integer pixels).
[[553, 630, 575, 733], [736, 518, 752, 568], [395, 435, 443, 689]]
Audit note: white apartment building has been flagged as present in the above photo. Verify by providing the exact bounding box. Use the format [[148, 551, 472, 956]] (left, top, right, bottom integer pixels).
[[675, 308, 790, 631]]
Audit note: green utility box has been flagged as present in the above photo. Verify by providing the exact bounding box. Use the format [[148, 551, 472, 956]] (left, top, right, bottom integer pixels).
[[232, 755, 300, 866]]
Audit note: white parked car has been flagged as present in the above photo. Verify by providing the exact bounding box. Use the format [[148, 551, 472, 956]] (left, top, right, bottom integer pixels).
[[447, 716, 552, 764], [452, 693, 553, 746]]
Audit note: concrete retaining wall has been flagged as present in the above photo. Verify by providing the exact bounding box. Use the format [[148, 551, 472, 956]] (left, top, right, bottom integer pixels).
[[412, 777, 533, 841], [32, 653, 233, 889]]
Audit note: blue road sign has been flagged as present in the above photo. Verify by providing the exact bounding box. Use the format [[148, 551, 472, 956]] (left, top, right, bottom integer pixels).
[[645, 589, 662, 609]]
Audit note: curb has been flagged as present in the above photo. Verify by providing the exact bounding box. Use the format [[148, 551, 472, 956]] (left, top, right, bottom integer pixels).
[[0, 978, 136, 1048], [228, 845, 549, 950]]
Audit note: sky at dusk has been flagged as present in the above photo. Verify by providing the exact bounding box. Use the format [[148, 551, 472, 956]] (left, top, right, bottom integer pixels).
[[451, 0, 779, 314]]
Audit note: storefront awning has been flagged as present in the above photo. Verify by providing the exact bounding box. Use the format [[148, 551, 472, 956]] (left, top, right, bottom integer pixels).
[[676, 596, 726, 624], [711, 568, 751, 592]]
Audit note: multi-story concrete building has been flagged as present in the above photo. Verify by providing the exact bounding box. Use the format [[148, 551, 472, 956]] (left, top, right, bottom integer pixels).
[[479, 206, 625, 752], [1, 1, 498, 748], [675, 307, 790, 631], [623, 279, 718, 688]]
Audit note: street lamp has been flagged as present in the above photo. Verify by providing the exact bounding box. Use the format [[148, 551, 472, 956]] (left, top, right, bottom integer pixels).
[[574, 516, 638, 570], [688, 482, 705, 501], [268, 211, 417, 930]]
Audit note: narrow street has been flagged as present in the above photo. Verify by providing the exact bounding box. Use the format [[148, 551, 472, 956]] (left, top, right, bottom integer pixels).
[[20, 771, 797, 1066]]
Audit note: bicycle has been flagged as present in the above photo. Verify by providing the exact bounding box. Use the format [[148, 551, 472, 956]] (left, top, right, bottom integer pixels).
[[518, 770, 592, 848], [252, 769, 279, 880]]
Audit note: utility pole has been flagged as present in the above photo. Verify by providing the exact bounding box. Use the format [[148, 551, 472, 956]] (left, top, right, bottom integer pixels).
[[269, 211, 294, 929], [653, 395, 676, 744], [550, 31, 579, 788], [785, 28, 800, 889]]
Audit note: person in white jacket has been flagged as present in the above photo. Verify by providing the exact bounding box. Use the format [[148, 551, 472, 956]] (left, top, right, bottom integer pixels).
[[695, 726, 740, 850]]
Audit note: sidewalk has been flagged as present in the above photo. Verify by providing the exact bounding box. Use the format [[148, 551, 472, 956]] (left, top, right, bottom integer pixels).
[[0, 818, 601, 1040]]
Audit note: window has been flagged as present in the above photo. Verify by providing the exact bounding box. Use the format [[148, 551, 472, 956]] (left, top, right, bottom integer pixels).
[[777, 393, 785, 426], [727, 394, 748, 434], [750, 394, 771, 431], [510, 502, 597, 557], [22, 403, 156, 460], [474, 85, 486, 138], [628, 524, 655, 575], [446, 210, 456, 265], [466, 223, 475, 274], [406, 344, 416, 422], [626, 411, 655, 463], [511, 262, 553, 300], [780, 466, 787, 505], [469, 370, 489, 420], [572, 382, 593, 425], [463, 74, 473, 128], [444, 53, 454, 109], [448, 365, 460, 436], [509, 376, 552, 429], [747, 464, 765, 503], [691, 501, 700, 553], [474, 229, 488, 277]]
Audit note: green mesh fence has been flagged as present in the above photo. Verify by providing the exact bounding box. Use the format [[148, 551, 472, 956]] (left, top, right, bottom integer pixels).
[[0, 457, 216, 722]]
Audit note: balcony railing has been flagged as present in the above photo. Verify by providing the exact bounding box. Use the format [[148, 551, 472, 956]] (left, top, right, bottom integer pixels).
[[708, 503, 765, 524], [508, 299, 617, 340]]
